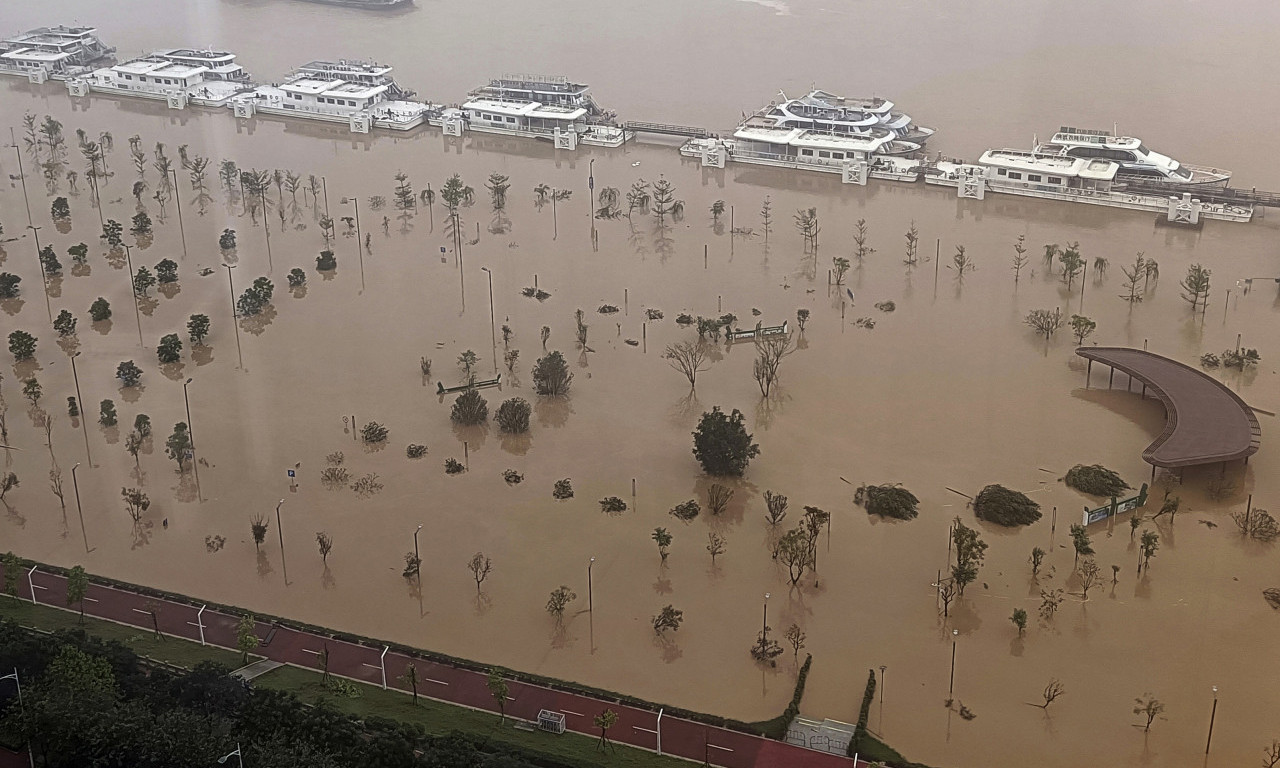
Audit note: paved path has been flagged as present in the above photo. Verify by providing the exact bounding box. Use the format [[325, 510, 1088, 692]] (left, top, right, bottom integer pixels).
[[3, 565, 864, 768]]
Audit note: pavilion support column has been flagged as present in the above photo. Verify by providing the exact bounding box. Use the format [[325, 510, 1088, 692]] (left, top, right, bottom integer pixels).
[[1086, 359, 1092, 387], [1141, 383, 1147, 399], [1109, 368, 1114, 388], [1150, 463, 1156, 483]]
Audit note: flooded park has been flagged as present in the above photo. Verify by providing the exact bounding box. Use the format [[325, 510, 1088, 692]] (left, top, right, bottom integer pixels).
[[1, 1, 1278, 767]]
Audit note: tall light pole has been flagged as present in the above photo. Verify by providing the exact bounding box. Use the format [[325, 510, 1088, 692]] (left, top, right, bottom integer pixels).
[[480, 266, 496, 369], [1205, 685, 1219, 754], [28, 224, 53, 321], [7, 129, 33, 226], [340, 196, 363, 291], [588, 557, 595, 612], [70, 352, 92, 465], [168, 167, 187, 259], [948, 629, 959, 699], [878, 664, 887, 731], [414, 524, 423, 565], [223, 264, 244, 369], [762, 593, 770, 637], [321, 175, 330, 219], [275, 499, 288, 586], [551, 186, 558, 239], [217, 743, 243, 768], [0, 669, 30, 768], [258, 186, 272, 272], [183, 378, 201, 500], [588, 159, 595, 219], [71, 463, 89, 553], [122, 243, 144, 347]]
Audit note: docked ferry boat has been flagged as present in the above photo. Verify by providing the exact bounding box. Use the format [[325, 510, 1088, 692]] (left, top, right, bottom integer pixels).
[[1035, 127, 1230, 187], [75, 49, 254, 107], [680, 118, 922, 182], [0, 25, 115, 80], [443, 74, 629, 148], [758, 89, 936, 145], [925, 149, 1250, 223], [231, 60, 436, 132]]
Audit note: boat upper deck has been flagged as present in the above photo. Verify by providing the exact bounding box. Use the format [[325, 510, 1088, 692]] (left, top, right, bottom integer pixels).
[[734, 122, 894, 152], [979, 149, 1119, 180], [463, 97, 587, 120]]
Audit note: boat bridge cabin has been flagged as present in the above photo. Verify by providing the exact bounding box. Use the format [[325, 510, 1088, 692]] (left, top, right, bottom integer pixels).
[[0, 25, 114, 76], [977, 150, 1119, 191]]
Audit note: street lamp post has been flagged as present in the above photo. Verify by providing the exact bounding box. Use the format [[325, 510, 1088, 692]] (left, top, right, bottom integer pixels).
[[70, 352, 92, 465], [258, 187, 272, 272], [71, 463, 88, 553], [414, 524, 423, 567], [7, 129, 34, 226], [588, 159, 595, 218], [1205, 686, 1219, 754], [0, 669, 31, 768], [480, 266, 496, 367], [217, 743, 243, 768], [169, 167, 188, 259], [28, 224, 53, 321], [762, 593, 770, 637], [948, 629, 959, 699], [223, 264, 245, 369], [552, 186, 558, 239], [183, 378, 201, 500], [275, 500, 288, 586], [878, 664, 887, 731], [122, 243, 144, 346], [340, 196, 364, 291], [588, 557, 595, 612]]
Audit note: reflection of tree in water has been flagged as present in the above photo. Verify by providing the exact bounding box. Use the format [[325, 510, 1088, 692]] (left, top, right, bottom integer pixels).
[[321, 565, 335, 590], [668, 390, 701, 427], [239, 304, 277, 336], [119, 385, 144, 405], [56, 335, 81, 356], [626, 221, 648, 257], [474, 591, 492, 616], [0, 298, 25, 317], [652, 227, 675, 262], [499, 432, 532, 456], [753, 389, 791, 431], [174, 472, 198, 504], [191, 345, 213, 367], [137, 295, 159, 317], [46, 276, 63, 299], [256, 550, 274, 579], [102, 426, 120, 446], [452, 422, 489, 451], [159, 361, 186, 382], [130, 520, 153, 550], [652, 576, 672, 595], [653, 633, 682, 664], [157, 282, 181, 300], [488, 211, 511, 235], [535, 397, 572, 429]]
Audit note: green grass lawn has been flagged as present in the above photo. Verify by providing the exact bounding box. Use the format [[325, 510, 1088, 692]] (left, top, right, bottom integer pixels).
[[0, 597, 245, 670], [256, 664, 688, 768]]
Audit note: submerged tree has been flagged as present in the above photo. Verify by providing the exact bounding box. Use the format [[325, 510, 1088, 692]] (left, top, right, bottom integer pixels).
[[1120, 252, 1147, 303], [692, 407, 759, 476], [950, 518, 988, 594], [664, 339, 711, 390], [1180, 263, 1211, 312], [1025, 307, 1064, 339], [1059, 242, 1084, 289], [532, 350, 573, 396], [1011, 234, 1029, 281], [949, 245, 977, 282], [903, 221, 919, 265]]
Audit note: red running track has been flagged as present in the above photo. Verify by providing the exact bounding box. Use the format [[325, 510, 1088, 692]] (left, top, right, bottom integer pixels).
[[4, 565, 864, 768]]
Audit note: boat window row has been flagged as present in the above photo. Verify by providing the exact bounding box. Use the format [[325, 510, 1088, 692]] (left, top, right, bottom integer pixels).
[[286, 92, 363, 107], [1066, 147, 1138, 162], [120, 74, 185, 85], [799, 148, 848, 160], [996, 169, 1064, 185], [475, 112, 518, 124]]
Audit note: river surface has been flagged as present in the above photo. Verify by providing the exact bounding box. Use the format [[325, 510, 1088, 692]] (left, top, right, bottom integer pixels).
[[1, 2, 1278, 768]]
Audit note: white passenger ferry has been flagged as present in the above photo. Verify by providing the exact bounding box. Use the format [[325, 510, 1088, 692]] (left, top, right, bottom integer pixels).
[[680, 118, 922, 183], [75, 50, 254, 107], [441, 74, 629, 148], [1035, 127, 1230, 187], [758, 89, 936, 145], [925, 149, 1250, 223], [0, 25, 115, 81], [232, 60, 436, 132]]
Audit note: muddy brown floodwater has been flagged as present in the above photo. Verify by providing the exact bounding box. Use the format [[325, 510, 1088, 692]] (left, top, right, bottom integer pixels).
[[1, 3, 1279, 768]]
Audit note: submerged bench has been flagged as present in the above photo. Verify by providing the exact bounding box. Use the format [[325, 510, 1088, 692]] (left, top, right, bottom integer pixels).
[[727, 321, 789, 343], [437, 375, 501, 395]]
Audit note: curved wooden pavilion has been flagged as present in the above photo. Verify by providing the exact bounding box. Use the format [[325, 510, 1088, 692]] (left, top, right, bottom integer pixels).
[[1077, 346, 1261, 477]]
